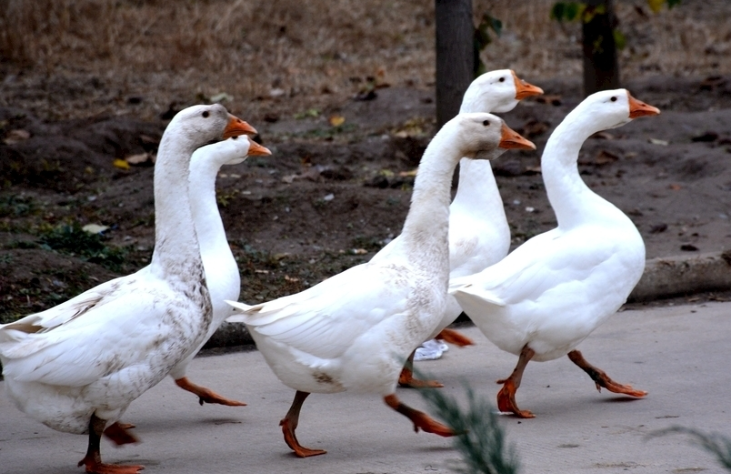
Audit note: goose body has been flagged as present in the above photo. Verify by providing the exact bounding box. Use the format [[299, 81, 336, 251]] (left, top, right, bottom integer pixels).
[[227, 112, 535, 456], [0, 104, 254, 473], [449, 90, 660, 417], [169, 135, 271, 406], [371, 70, 542, 384]]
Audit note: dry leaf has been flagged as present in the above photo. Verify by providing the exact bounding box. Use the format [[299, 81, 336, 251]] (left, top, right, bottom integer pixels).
[[399, 169, 418, 178], [669, 183, 682, 190], [595, 150, 619, 165], [82, 224, 109, 234], [649, 138, 669, 146], [125, 152, 152, 165], [329, 115, 345, 127], [351, 248, 368, 255], [3, 129, 30, 145], [113, 159, 130, 170]]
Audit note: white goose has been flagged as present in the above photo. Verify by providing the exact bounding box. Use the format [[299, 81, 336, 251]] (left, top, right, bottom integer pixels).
[[371, 70, 542, 387], [170, 134, 272, 406], [449, 90, 660, 418], [0, 104, 254, 474], [227, 112, 535, 457]]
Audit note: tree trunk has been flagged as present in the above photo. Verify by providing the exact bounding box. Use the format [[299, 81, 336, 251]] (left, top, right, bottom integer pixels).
[[435, 0, 474, 129], [582, 0, 619, 96]]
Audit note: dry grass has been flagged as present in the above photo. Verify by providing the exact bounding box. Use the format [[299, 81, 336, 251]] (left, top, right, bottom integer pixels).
[[0, 0, 729, 122]]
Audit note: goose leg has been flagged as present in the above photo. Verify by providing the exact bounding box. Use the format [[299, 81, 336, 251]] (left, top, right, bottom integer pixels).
[[175, 376, 247, 406], [567, 350, 647, 397], [78, 414, 143, 474], [280, 390, 326, 457], [435, 328, 474, 347], [398, 351, 444, 388], [384, 394, 456, 437], [496, 345, 535, 418]]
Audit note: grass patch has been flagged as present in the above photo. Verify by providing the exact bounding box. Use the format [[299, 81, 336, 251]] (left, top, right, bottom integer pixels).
[[38, 223, 131, 273]]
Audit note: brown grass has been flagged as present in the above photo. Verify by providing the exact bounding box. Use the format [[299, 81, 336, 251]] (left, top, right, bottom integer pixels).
[[1, 0, 729, 122]]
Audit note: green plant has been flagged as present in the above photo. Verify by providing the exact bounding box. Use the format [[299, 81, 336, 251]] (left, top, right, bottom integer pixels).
[[473, 13, 502, 76], [416, 368, 520, 474], [648, 426, 731, 471], [38, 223, 130, 272]]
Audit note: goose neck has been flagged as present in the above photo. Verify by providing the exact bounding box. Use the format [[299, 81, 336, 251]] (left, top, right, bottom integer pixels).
[[150, 132, 204, 278], [541, 111, 604, 228]]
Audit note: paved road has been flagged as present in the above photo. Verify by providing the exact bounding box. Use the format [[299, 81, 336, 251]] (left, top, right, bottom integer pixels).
[[1, 302, 729, 474]]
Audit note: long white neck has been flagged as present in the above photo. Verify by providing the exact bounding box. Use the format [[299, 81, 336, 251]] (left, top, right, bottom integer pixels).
[[188, 155, 240, 300], [541, 109, 617, 229], [150, 130, 204, 281], [450, 99, 504, 219], [399, 124, 464, 273]]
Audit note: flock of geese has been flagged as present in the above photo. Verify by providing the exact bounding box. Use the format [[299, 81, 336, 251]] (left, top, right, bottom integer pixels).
[[0, 69, 660, 473]]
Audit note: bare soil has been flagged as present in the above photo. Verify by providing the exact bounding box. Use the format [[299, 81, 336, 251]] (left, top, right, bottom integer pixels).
[[2, 0, 731, 321], [2, 73, 731, 321]]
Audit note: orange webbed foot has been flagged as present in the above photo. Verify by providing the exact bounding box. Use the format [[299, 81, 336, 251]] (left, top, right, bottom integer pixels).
[[102, 423, 138, 446], [279, 418, 327, 457], [436, 328, 474, 347], [78, 457, 144, 474], [496, 379, 535, 418], [175, 377, 247, 406], [398, 367, 444, 388]]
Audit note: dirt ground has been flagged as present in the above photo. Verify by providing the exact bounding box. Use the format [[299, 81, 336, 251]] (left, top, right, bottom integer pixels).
[[2, 72, 731, 322]]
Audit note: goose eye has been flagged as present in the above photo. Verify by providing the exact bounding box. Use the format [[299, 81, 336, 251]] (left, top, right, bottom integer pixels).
[[610, 96, 617, 102], [482, 120, 490, 126], [231, 135, 238, 140], [499, 77, 505, 82], [202, 111, 210, 118]]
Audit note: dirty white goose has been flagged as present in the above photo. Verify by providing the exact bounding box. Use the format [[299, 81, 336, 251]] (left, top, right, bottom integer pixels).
[[0, 104, 254, 474], [227, 112, 535, 457], [449, 90, 660, 418], [170, 135, 272, 406], [371, 70, 542, 386]]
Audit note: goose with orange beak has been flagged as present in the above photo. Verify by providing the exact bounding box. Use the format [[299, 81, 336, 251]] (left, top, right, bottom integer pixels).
[[450, 90, 660, 418], [227, 112, 534, 457], [0, 104, 255, 474]]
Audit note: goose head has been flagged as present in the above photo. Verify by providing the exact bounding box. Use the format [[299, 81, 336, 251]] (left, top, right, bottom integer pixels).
[[451, 112, 536, 160], [462, 69, 543, 114], [576, 89, 660, 131], [198, 135, 272, 168], [168, 104, 258, 147]]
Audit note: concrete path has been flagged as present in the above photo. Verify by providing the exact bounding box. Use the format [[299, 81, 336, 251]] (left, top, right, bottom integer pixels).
[[1, 302, 729, 474]]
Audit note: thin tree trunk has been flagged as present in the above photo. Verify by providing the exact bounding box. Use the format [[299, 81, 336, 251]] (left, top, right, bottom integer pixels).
[[582, 0, 619, 96], [435, 0, 474, 129]]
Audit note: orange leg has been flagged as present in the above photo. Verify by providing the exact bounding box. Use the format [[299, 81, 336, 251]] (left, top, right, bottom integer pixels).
[[435, 328, 474, 347], [78, 414, 144, 474], [175, 376, 247, 406], [398, 351, 444, 388], [384, 394, 456, 437], [279, 390, 326, 458], [496, 345, 535, 418], [567, 350, 648, 398]]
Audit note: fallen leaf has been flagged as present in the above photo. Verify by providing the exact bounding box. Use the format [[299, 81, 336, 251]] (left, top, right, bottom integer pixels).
[[281, 174, 297, 184], [125, 152, 153, 165], [399, 169, 418, 178], [210, 92, 233, 103], [3, 129, 30, 145], [351, 248, 368, 255], [591, 131, 615, 140], [82, 224, 109, 234], [649, 223, 668, 233], [649, 138, 669, 146], [595, 150, 619, 165], [113, 159, 130, 170], [284, 275, 300, 282], [329, 115, 345, 127], [669, 183, 682, 190], [254, 269, 269, 274]]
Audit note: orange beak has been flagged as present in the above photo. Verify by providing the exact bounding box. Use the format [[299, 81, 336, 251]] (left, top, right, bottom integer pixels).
[[499, 123, 536, 150], [512, 71, 544, 100], [627, 92, 660, 119], [246, 139, 272, 157], [223, 114, 258, 139]]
